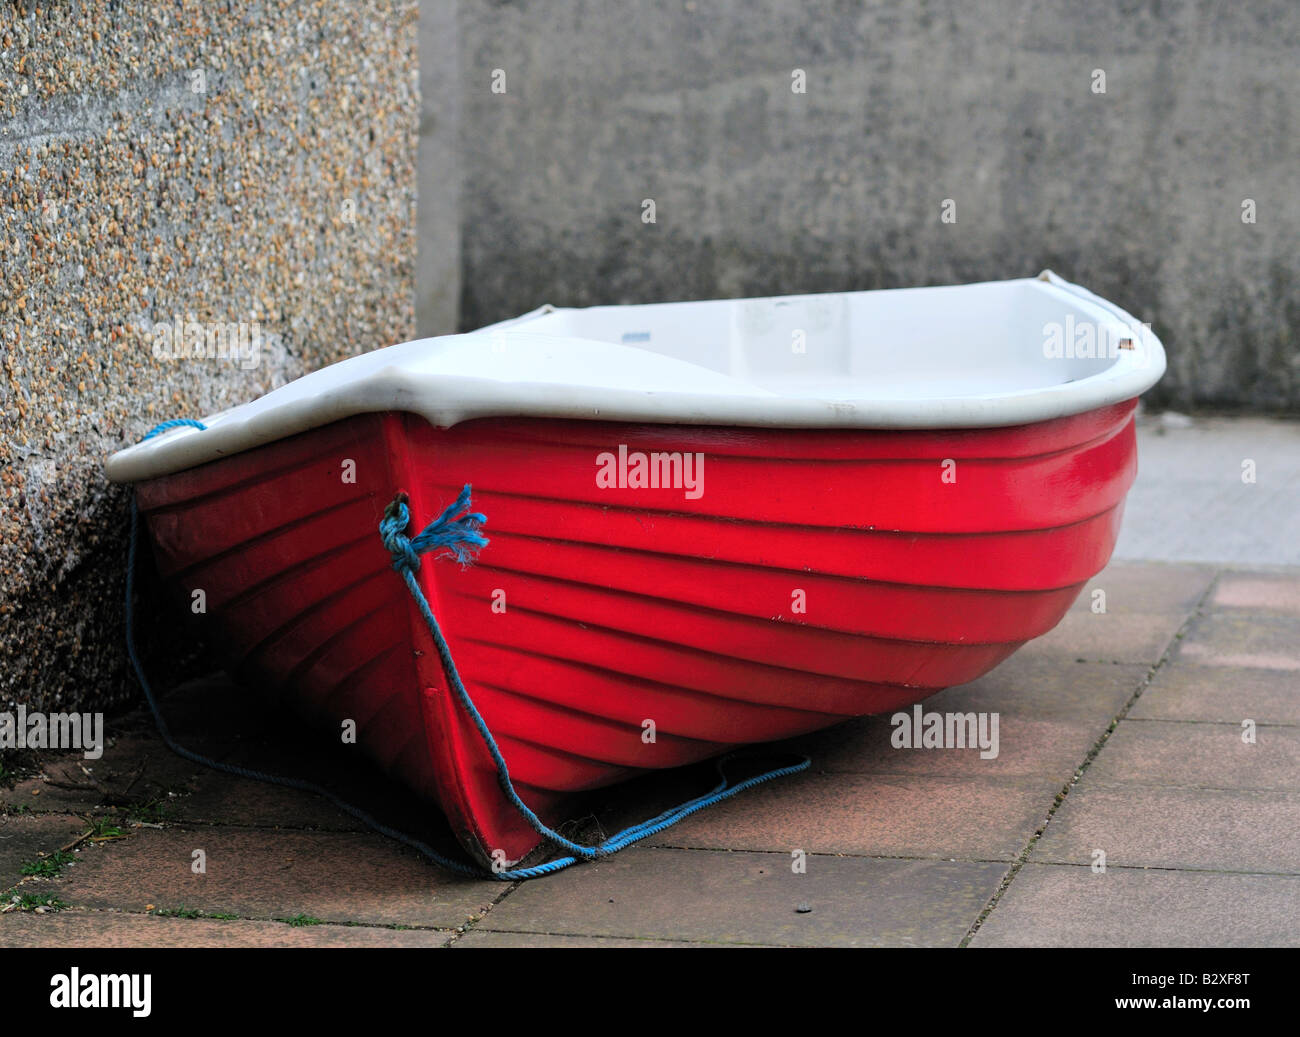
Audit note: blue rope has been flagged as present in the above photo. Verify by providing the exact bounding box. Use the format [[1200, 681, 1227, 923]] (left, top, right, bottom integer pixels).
[[379, 488, 810, 878], [141, 418, 209, 439], [125, 420, 811, 880]]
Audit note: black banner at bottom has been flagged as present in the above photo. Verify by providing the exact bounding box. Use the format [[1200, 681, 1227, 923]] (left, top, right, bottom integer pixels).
[[0, 946, 1287, 1023]]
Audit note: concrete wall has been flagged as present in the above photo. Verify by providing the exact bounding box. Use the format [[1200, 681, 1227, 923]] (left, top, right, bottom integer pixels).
[[417, 0, 460, 336], [455, 0, 1300, 413], [0, 1, 419, 716]]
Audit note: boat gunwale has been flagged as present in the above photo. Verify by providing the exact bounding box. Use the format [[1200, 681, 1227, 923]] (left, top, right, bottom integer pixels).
[[105, 273, 1165, 484]]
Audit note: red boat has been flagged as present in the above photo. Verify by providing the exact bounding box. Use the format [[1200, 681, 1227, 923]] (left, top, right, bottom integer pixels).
[[107, 271, 1165, 869]]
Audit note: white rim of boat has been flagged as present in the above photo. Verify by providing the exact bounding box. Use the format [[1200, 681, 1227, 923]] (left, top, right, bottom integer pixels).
[[106, 270, 1166, 484]]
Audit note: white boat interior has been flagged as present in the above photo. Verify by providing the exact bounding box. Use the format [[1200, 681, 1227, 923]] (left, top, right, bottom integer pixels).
[[106, 270, 1165, 484]]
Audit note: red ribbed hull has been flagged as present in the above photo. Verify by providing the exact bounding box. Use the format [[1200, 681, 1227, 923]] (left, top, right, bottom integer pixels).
[[136, 400, 1138, 865]]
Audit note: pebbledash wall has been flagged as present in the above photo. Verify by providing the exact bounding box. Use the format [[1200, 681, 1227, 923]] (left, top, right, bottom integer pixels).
[[1, 1, 421, 717], [450, 0, 1300, 413]]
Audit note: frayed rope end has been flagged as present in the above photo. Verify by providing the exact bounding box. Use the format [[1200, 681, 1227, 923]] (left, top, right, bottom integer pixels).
[[380, 484, 489, 572]]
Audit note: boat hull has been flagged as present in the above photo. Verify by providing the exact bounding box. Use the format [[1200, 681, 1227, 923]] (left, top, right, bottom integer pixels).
[[136, 399, 1138, 865]]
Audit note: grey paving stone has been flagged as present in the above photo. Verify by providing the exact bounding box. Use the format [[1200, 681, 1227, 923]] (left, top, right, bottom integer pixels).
[[1130, 662, 1300, 726], [0, 814, 87, 891], [1032, 785, 1300, 874], [1174, 612, 1300, 673], [1211, 571, 1300, 618], [1115, 418, 1300, 568], [48, 825, 501, 929], [927, 657, 1149, 721], [779, 657, 1148, 782], [168, 774, 367, 833], [642, 772, 1052, 861], [972, 863, 1300, 947], [785, 712, 1102, 783], [167, 766, 470, 864], [1086, 720, 1300, 792], [1018, 561, 1216, 664], [1067, 562, 1219, 616], [454, 929, 704, 948], [480, 847, 1007, 947], [1020, 608, 1192, 666], [1, 736, 220, 818], [0, 909, 454, 947]]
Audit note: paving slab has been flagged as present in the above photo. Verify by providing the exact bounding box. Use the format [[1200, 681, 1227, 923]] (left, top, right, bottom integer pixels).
[[1116, 417, 1300, 567], [168, 773, 367, 833], [642, 772, 1052, 860], [168, 738, 461, 850], [1211, 571, 1300, 617], [0, 910, 453, 948], [26, 675, 469, 861], [1174, 612, 1300, 672], [1067, 562, 1219, 616], [479, 847, 1007, 947], [1018, 609, 1192, 666], [48, 825, 501, 929], [1031, 785, 1300, 874], [972, 863, 1300, 947], [784, 712, 1102, 782], [921, 658, 1149, 721], [112, 674, 257, 747], [1085, 720, 1300, 792], [1016, 561, 1215, 665], [775, 659, 1147, 783], [1129, 663, 1300, 726], [0, 814, 88, 891], [454, 930, 703, 948], [0, 676, 257, 818], [2, 736, 218, 817]]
